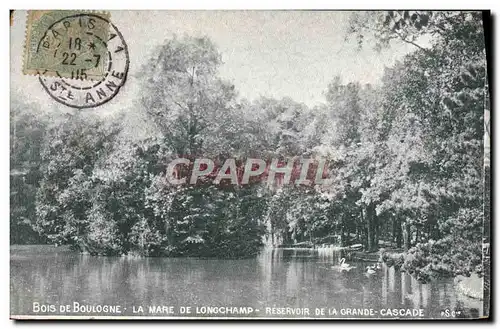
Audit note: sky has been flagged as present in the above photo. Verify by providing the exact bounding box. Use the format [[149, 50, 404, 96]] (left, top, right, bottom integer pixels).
[[11, 10, 418, 112]]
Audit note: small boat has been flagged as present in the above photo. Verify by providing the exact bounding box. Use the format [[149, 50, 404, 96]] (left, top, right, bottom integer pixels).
[[347, 243, 363, 251]]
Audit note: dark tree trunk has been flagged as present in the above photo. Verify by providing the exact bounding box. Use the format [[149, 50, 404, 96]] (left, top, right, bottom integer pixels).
[[366, 204, 376, 252], [402, 220, 411, 251], [406, 222, 411, 248], [392, 218, 397, 245], [395, 217, 402, 248], [361, 208, 368, 249]]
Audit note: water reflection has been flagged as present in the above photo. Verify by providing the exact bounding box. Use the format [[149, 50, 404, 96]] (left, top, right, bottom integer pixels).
[[10, 246, 482, 318]]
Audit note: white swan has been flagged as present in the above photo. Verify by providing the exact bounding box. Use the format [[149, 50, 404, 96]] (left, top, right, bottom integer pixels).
[[366, 265, 376, 275], [339, 258, 355, 272]]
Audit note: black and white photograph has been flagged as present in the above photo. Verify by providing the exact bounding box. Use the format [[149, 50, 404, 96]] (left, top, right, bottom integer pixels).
[[9, 9, 491, 320]]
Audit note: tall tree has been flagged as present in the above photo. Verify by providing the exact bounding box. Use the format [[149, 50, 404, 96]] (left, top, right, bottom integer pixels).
[[138, 35, 239, 157]]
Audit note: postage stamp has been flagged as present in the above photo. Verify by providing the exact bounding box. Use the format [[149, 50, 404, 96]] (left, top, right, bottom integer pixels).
[[24, 10, 110, 80], [23, 11, 129, 108]]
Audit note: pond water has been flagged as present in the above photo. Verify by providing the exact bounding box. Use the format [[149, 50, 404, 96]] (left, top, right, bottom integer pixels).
[[10, 245, 483, 319]]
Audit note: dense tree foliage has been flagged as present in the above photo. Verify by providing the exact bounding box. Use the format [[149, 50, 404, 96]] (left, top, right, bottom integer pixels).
[[346, 10, 487, 278], [11, 12, 489, 277], [10, 97, 47, 244]]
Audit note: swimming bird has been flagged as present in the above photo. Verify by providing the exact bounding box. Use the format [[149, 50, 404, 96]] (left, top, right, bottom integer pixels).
[[339, 258, 355, 272], [366, 266, 376, 275]]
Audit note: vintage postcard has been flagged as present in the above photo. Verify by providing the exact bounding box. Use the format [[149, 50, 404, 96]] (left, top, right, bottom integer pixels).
[[10, 10, 491, 320]]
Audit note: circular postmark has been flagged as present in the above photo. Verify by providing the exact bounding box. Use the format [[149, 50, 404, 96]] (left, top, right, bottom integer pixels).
[[36, 14, 129, 108]]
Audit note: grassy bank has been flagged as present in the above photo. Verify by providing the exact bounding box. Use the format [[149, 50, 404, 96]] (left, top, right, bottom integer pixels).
[[379, 248, 483, 300], [455, 273, 483, 300]]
